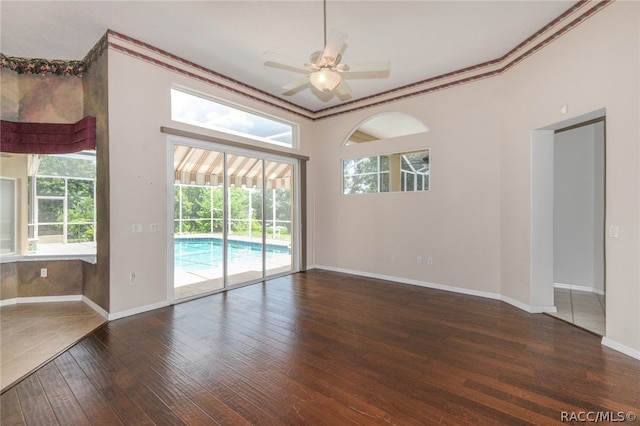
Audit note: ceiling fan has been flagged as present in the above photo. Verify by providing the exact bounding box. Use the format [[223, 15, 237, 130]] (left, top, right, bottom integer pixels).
[[263, 0, 390, 97]]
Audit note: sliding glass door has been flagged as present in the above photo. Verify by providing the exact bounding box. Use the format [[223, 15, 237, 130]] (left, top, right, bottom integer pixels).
[[226, 153, 264, 286], [172, 142, 296, 300], [173, 146, 225, 299], [264, 160, 293, 276]]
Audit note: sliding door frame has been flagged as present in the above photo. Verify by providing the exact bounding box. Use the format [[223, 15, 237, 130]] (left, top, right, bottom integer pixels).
[[166, 129, 307, 304]]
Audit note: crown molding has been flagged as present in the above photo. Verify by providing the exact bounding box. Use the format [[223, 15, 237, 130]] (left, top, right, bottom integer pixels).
[[0, 0, 613, 121]]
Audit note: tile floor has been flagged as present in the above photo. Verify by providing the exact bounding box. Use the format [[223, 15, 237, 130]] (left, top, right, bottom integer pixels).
[[549, 288, 605, 336], [0, 301, 106, 392]]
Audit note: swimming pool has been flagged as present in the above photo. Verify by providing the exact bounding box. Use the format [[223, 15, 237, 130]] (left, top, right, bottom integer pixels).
[[174, 237, 290, 272]]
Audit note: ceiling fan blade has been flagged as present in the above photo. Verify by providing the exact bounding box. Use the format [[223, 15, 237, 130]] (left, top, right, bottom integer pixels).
[[319, 29, 347, 66], [338, 61, 391, 74], [282, 76, 310, 95], [335, 80, 352, 97], [264, 51, 315, 73]]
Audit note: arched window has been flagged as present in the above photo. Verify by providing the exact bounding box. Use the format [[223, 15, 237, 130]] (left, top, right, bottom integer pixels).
[[343, 112, 428, 146], [342, 112, 430, 194]]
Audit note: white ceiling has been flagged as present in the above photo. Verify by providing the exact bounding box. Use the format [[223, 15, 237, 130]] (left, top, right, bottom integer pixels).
[[0, 1, 577, 112]]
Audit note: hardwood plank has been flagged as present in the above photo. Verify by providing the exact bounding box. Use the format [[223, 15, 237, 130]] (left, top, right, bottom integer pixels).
[[68, 339, 156, 425], [36, 361, 91, 425], [78, 335, 187, 425], [52, 352, 123, 425], [2, 270, 639, 425], [14, 374, 57, 425], [0, 387, 25, 426], [95, 325, 277, 425], [91, 329, 224, 425]]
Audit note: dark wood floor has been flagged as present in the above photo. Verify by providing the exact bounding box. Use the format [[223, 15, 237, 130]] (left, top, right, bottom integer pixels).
[[2, 270, 639, 425]]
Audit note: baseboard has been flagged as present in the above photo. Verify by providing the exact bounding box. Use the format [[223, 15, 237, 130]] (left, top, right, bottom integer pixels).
[[312, 266, 560, 316], [311, 267, 640, 360], [498, 295, 533, 312], [313, 264, 503, 300], [0, 295, 83, 306], [0, 294, 110, 321], [82, 296, 109, 319], [554, 282, 605, 295], [108, 301, 170, 321], [528, 303, 558, 313], [601, 337, 640, 361]]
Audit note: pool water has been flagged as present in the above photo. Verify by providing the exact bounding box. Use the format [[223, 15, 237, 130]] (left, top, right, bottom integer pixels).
[[175, 237, 290, 272]]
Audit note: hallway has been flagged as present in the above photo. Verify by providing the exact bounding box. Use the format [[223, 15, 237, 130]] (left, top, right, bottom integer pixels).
[[549, 287, 605, 336]]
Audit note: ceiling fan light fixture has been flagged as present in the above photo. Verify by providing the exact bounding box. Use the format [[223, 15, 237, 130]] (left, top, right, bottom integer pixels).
[[309, 68, 342, 92]]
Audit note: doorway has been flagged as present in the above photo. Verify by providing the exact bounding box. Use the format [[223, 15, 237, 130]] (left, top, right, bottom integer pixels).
[[170, 140, 298, 301], [531, 109, 606, 335]]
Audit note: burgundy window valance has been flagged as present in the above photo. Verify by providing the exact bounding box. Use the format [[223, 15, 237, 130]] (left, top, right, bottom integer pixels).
[[0, 116, 96, 154]]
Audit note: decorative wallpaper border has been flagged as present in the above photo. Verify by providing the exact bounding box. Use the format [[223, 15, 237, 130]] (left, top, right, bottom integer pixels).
[[0, 31, 108, 77], [83, 32, 109, 72], [106, 29, 313, 118], [106, 31, 312, 120], [0, 0, 614, 120], [315, 0, 613, 119], [0, 53, 84, 77], [103, 0, 613, 121]]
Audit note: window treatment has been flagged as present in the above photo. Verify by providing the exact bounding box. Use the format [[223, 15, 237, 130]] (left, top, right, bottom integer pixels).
[[0, 116, 96, 154]]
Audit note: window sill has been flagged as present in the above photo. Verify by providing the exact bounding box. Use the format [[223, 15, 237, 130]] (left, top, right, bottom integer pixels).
[[0, 253, 97, 264]]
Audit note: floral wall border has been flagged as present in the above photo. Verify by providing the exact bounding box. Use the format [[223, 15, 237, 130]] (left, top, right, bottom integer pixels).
[[0, 31, 108, 78], [0, 54, 84, 77]]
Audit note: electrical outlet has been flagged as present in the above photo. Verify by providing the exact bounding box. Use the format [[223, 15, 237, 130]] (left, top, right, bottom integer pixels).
[[427, 257, 433, 265], [150, 223, 160, 232], [417, 256, 423, 264], [40, 268, 47, 278], [129, 272, 136, 286], [609, 225, 619, 238]]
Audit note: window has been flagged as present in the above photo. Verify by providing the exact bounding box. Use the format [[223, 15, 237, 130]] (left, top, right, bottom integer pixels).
[[0, 178, 16, 255], [0, 151, 96, 258], [27, 151, 96, 255], [171, 88, 295, 147], [174, 183, 224, 235], [28, 151, 96, 255], [343, 150, 430, 194], [344, 112, 428, 145]]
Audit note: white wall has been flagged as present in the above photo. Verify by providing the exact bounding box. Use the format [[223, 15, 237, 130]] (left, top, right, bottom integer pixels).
[[104, 1, 639, 355], [106, 43, 313, 316], [311, 1, 639, 354], [554, 122, 605, 293], [498, 2, 639, 354], [310, 78, 503, 296]]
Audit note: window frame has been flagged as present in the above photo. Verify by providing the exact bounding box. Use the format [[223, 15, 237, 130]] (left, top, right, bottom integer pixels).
[[30, 174, 96, 245], [0, 177, 17, 256], [341, 149, 430, 195], [170, 87, 298, 149], [343, 112, 429, 146], [0, 151, 97, 262]]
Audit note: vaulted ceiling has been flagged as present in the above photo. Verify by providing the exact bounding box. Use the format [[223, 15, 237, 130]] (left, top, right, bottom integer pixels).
[[1, 1, 579, 112]]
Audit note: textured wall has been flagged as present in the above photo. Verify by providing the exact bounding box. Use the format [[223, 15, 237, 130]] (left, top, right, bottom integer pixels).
[[82, 39, 110, 311], [0, 260, 83, 300], [0, 70, 20, 120], [0, 43, 107, 306], [0, 263, 19, 299], [17, 74, 83, 122]]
